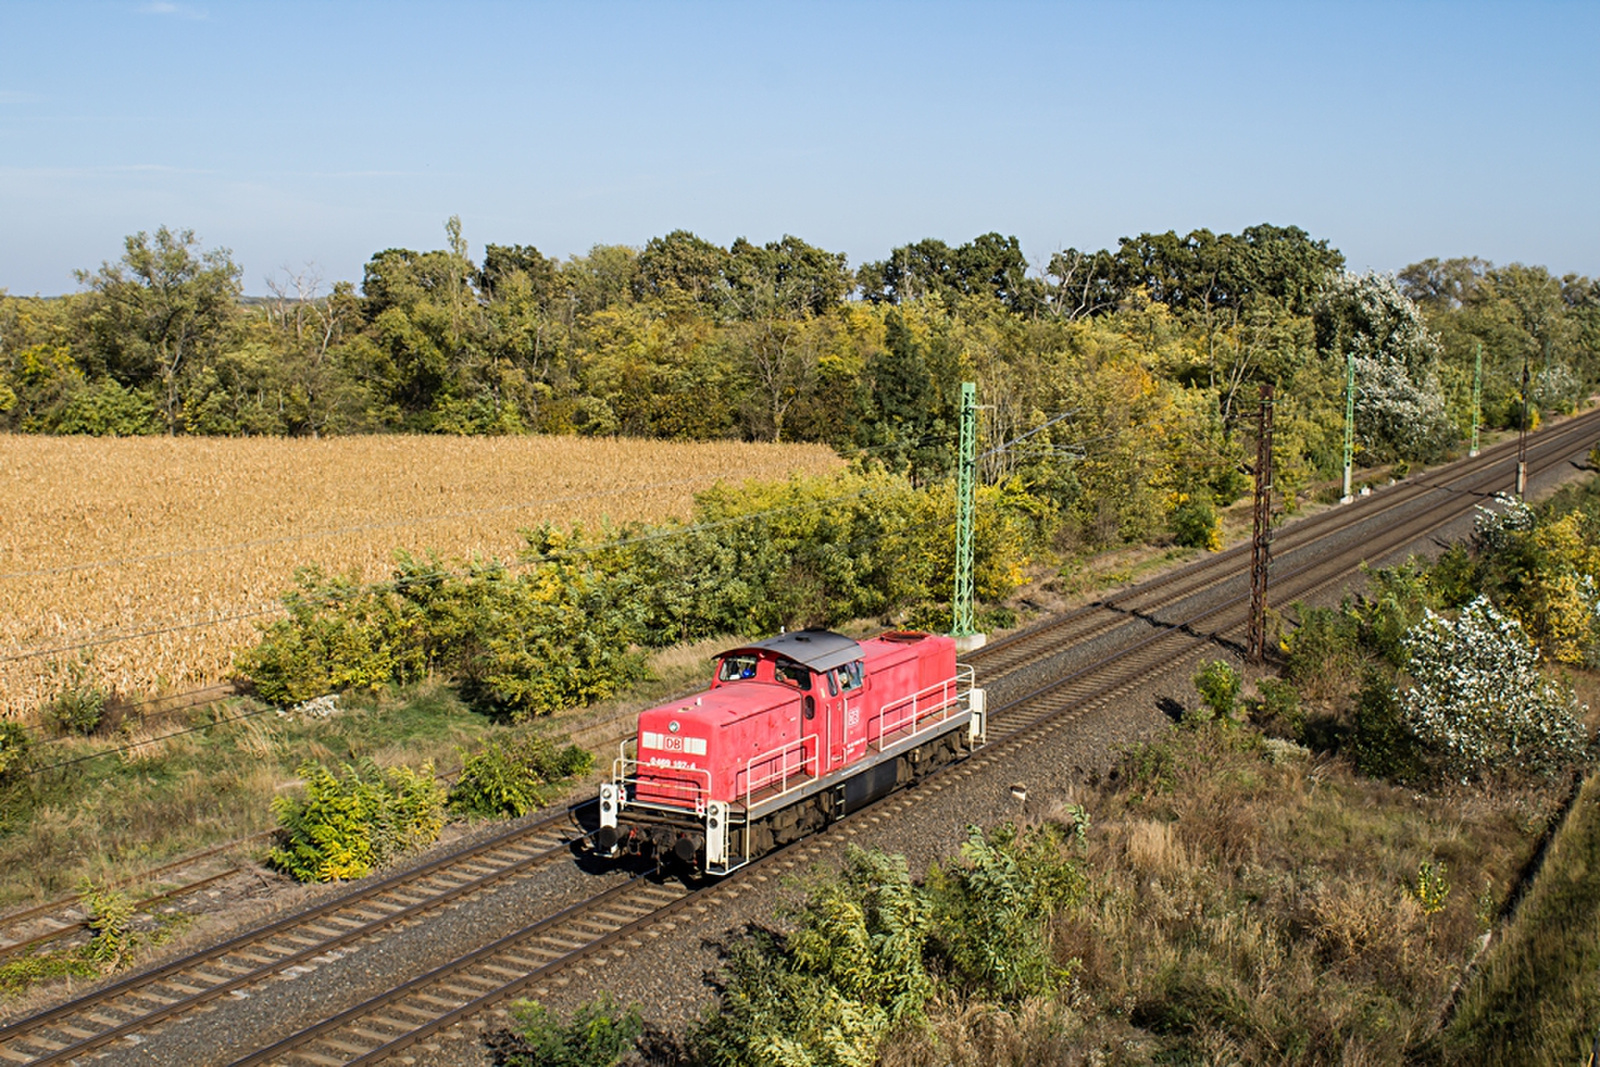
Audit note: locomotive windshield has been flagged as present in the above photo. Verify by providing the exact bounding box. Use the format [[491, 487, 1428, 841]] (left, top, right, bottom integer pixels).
[[717, 654, 758, 682]]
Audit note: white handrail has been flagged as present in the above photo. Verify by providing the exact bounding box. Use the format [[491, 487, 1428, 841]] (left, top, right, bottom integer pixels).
[[871, 672, 965, 750], [741, 734, 820, 808], [616, 754, 713, 814]]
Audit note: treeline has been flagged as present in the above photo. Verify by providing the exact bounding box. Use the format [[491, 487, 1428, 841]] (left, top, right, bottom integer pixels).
[[4, 220, 1598, 547]]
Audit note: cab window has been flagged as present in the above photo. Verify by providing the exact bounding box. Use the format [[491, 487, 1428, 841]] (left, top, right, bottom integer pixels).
[[774, 660, 812, 690], [835, 661, 864, 691], [718, 655, 759, 682]]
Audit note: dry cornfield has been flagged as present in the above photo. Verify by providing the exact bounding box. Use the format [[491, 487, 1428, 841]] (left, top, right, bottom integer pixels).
[[0, 434, 843, 720]]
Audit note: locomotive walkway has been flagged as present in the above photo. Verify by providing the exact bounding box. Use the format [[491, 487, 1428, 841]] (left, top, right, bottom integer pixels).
[[2, 407, 1597, 1065]]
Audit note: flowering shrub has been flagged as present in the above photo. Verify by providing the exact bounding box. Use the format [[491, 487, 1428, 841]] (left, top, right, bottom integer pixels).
[[1316, 272, 1456, 465], [1353, 355, 1456, 465], [1471, 493, 1535, 556], [1401, 596, 1587, 781]]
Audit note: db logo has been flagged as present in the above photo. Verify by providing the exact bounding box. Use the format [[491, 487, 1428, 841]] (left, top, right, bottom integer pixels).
[[663, 736, 685, 752]]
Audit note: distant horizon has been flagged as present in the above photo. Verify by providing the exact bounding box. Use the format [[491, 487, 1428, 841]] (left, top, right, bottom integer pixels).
[[5, 0, 1597, 296]]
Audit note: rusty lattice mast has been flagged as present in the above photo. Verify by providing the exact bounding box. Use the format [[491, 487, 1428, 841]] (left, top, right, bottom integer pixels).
[[1247, 384, 1275, 665]]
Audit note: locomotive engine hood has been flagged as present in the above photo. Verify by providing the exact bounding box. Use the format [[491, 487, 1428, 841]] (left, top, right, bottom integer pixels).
[[637, 683, 796, 750]]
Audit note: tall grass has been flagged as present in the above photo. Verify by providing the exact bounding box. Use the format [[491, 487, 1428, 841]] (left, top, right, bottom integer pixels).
[[876, 723, 1570, 1065], [0, 681, 502, 907], [1432, 769, 1600, 1065]]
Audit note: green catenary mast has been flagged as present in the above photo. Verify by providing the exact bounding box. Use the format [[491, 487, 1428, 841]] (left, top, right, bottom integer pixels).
[[1341, 349, 1356, 504], [1470, 341, 1482, 457], [953, 381, 977, 639]]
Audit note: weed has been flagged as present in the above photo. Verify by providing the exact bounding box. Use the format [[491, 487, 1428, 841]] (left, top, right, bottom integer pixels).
[[1412, 860, 1450, 916], [43, 658, 116, 737], [501, 993, 643, 1067], [268, 758, 446, 882], [1192, 660, 1241, 724], [449, 734, 593, 818], [79, 878, 137, 965]]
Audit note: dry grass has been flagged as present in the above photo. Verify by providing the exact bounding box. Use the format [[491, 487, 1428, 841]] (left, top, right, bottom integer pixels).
[[1435, 766, 1600, 1065], [1035, 726, 1556, 1064], [0, 435, 842, 719]]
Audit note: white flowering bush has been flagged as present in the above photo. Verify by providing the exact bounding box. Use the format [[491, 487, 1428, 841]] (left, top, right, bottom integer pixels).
[[1471, 493, 1535, 555], [1532, 361, 1582, 414], [1316, 272, 1456, 465], [1401, 596, 1588, 781], [1353, 355, 1456, 465]]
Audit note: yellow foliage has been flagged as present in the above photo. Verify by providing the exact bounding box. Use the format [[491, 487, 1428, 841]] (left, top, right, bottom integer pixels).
[[1522, 512, 1600, 664]]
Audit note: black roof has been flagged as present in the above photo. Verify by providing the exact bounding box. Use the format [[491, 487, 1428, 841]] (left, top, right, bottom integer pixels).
[[721, 630, 862, 673]]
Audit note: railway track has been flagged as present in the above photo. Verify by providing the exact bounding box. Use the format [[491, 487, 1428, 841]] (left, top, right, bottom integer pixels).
[[4, 407, 1597, 1066], [970, 407, 1598, 682], [0, 812, 591, 1064]]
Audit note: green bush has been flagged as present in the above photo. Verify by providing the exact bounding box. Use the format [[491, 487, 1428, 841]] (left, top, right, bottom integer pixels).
[[43, 659, 113, 736], [1248, 676, 1304, 741], [0, 721, 31, 782], [1282, 603, 1360, 700], [501, 993, 642, 1067], [926, 820, 1088, 1003], [238, 469, 1042, 719], [1192, 660, 1241, 724], [236, 568, 417, 706], [1351, 668, 1421, 781], [448, 734, 594, 818], [1170, 492, 1221, 550], [268, 758, 446, 882], [691, 847, 932, 1067], [1351, 561, 1438, 669]]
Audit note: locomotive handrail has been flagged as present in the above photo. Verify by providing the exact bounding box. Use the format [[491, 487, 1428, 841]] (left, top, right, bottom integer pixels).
[[613, 750, 712, 816], [870, 673, 964, 751], [740, 734, 821, 810]]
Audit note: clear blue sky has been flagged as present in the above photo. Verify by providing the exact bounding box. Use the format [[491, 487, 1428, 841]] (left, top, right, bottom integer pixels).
[[2, 0, 1596, 296]]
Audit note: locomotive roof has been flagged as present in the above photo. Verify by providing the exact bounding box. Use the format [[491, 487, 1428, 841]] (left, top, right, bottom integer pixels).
[[721, 629, 863, 672]]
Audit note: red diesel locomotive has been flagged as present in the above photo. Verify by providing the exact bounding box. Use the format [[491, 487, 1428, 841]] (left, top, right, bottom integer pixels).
[[595, 629, 986, 874]]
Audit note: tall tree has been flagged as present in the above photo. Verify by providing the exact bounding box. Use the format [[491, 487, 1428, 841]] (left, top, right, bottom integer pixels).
[[722, 235, 850, 441], [75, 227, 242, 433], [477, 243, 557, 306], [859, 233, 1040, 314], [635, 230, 730, 305]]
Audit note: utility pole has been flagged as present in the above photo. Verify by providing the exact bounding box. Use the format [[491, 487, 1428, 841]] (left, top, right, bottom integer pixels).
[[1248, 384, 1274, 665], [1516, 352, 1530, 497], [1469, 341, 1482, 458], [1341, 350, 1355, 504], [953, 381, 980, 647]]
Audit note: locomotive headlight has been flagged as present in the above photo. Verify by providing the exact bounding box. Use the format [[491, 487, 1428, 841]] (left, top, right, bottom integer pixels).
[[668, 720, 680, 733]]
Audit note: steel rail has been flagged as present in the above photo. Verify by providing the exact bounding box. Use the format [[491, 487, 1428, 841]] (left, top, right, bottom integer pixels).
[[960, 404, 1600, 681], [0, 808, 586, 1063]]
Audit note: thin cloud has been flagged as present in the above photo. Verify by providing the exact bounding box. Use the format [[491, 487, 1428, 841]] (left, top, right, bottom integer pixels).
[[0, 163, 214, 178], [0, 92, 41, 104], [139, 2, 208, 20]]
